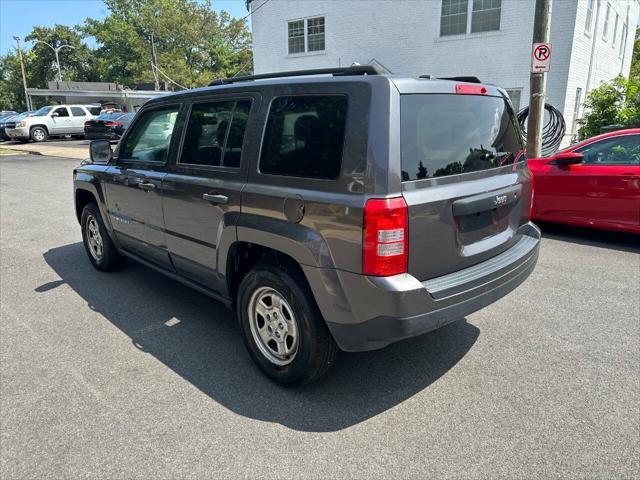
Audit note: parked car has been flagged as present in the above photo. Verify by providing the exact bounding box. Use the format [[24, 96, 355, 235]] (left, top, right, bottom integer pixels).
[[84, 112, 135, 140], [0, 112, 18, 140], [0, 111, 34, 141], [74, 66, 540, 384], [528, 129, 640, 234], [5, 104, 101, 142]]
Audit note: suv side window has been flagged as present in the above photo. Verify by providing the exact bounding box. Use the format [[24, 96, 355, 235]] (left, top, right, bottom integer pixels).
[[53, 107, 69, 117], [259, 95, 348, 179], [120, 106, 179, 163], [577, 135, 640, 165], [179, 100, 250, 168], [70, 107, 86, 116], [88, 106, 102, 115]]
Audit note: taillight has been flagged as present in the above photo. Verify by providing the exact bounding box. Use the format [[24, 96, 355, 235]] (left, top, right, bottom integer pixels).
[[104, 121, 122, 127], [363, 197, 408, 276], [84, 121, 91, 127], [455, 84, 488, 95]]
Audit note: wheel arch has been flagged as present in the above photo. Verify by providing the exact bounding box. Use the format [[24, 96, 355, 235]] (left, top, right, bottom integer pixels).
[[29, 124, 49, 134]]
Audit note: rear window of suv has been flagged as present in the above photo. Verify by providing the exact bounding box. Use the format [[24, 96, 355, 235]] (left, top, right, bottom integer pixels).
[[400, 94, 524, 181], [260, 95, 348, 179]]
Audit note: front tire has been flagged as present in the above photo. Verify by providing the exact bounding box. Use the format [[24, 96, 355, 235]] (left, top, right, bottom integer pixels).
[[30, 126, 48, 142], [81, 202, 124, 271], [237, 262, 338, 385]]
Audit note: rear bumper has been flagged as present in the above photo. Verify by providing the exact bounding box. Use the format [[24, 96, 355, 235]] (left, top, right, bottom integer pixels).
[[84, 130, 118, 140], [311, 222, 540, 352]]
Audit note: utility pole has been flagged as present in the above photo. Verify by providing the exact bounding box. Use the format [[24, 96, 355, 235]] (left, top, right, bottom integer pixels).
[[526, 0, 552, 158], [13, 36, 32, 111], [150, 32, 160, 91]]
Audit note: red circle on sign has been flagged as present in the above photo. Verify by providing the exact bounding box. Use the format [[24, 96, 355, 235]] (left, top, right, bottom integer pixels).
[[534, 45, 550, 61]]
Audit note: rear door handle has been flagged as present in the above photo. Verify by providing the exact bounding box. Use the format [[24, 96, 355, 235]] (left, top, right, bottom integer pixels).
[[203, 193, 228, 204], [138, 181, 156, 191]]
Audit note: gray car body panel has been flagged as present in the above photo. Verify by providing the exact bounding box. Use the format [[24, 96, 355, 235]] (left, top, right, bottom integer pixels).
[[74, 73, 540, 352]]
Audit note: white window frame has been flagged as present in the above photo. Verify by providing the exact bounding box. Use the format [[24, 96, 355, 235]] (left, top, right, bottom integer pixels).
[[505, 88, 522, 112], [440, 0, 502, 37], [286, 16, 325, 56], [619, 21, 627, 58], [585, 0, 595, 36], [612, 13, 619, 48], [602, 3, 611, 41], [572, 87, 582, 136]]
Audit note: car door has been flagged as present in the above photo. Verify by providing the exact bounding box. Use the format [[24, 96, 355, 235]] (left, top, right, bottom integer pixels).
[[69, 106, 88, 133], [103, 104, 182, 268], [573, 134, 640, 229], [533, 134, 640, 229], [50, 106, 72, 134], [161, 96, 257, 293]]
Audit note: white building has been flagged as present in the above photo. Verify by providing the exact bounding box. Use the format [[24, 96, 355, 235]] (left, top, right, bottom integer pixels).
[[249, 0, 639, 143]]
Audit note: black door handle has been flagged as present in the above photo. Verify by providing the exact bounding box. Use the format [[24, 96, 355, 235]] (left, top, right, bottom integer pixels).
[[138, 181, 156, 191], [202, 193, 228, 204]]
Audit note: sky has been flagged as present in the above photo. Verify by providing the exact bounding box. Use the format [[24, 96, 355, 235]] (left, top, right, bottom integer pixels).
[[0, 0, 250, 55]]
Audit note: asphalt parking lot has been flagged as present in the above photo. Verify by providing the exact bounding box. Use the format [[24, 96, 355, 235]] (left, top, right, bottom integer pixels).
[[1, 138, 90, 150], [1, 153, 638, 479]]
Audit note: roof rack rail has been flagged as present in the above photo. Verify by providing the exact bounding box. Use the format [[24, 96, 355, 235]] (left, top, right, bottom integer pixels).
[[208, 65, 384, 86], [439, 76, 482, 84]]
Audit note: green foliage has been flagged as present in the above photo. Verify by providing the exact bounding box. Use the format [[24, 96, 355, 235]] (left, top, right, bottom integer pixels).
[[83, 0, 252, 88], [578, 76, 640, 140], [0, 0, 251, 111]]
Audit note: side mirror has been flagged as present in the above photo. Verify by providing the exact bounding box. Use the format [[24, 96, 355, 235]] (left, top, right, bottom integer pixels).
[[550, 151, 583, 166], [90, 139, 113, 164], [51, 112, 59, 117]]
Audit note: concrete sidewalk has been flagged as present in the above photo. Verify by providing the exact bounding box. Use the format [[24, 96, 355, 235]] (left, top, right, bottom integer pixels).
[[1, 142, 87, 160]]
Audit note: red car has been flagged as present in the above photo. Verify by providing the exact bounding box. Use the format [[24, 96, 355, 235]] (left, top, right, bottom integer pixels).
[[528, 129, 640, 234]]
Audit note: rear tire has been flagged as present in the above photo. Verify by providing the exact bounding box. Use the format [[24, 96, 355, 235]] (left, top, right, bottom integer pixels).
[[237, 262, 338, 385], [30, 126, 48, 142], [81, 202, 124, 271]]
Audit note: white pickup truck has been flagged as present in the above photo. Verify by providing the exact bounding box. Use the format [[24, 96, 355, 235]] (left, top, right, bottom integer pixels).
[[5, 104, 102, 142]]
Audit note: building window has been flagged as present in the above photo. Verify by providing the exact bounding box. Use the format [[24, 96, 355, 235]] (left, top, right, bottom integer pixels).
[[612, 13, 619, 48], [620, 22, 627, 57], [287, 16, 325, 55], [572, 87, 582, 136], [288, 20, 305, 54], [441, 0, 468, 36], [602, 3, 611, 41], [505, 89, 522, 112], [307, 17, 325, 51], [471, 0, 502, 33], [585, 0, 594, 35], [440, 0, 501, 37]]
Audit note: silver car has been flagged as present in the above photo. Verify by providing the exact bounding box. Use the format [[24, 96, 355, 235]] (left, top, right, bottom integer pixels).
[[6, 104, 101, 142]]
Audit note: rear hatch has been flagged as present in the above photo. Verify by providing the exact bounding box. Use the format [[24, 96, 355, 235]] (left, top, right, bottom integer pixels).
[[400, 89, 531, 281]]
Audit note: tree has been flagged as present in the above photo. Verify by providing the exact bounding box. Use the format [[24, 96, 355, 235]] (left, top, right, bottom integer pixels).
[[578, 76, 640, 139], [25, 24, 97, 87], [0, 53, 27, 111], [83, 0, 252, 89]]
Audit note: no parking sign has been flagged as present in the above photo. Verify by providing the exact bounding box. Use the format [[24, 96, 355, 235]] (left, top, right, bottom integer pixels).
[[531, 42, 552, 73]]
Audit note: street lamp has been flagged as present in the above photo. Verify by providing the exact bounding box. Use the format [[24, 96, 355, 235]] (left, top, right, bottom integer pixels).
[[33, 40, 75, 82]]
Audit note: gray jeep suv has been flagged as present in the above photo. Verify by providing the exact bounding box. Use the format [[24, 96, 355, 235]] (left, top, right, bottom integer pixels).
[[74, 66, 540, 384]]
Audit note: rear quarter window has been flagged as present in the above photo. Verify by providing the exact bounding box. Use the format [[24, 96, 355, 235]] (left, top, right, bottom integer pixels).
[[259, 95, 348, 179], [401, 94, 524, 181]]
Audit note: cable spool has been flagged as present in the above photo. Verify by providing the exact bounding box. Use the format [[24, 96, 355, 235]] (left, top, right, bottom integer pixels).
[[517, 103, 566, 157]]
